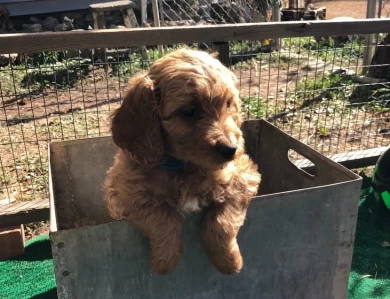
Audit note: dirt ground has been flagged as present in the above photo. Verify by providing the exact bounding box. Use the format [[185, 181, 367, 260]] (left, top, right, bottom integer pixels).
[[314, 0, 390, 19]]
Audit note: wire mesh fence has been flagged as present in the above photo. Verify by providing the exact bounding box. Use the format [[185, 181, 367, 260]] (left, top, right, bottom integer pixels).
[[151, 0, 272, 26], [0, 24, 389, 204], [379, 0, 390, 18]]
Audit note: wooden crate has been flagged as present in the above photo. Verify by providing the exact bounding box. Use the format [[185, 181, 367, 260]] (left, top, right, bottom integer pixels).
[[49, 119, 361, 299]]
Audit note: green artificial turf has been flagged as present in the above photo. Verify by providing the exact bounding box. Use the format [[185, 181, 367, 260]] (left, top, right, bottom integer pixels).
[[0, 235, 56, 299], [1, 179, 389, 299]]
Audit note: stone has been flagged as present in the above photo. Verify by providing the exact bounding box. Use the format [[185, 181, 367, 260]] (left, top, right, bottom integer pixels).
[[29, 23, 42, 33], [63, 16, 75, 30], [54, 23, 67, 32], [6, 21, 16, 33], [164, 9, 183, 21], [22, 23, 31, 31], [0, 54, 18, 67], [0, 225, 25, 260], [29, 16, 41, 24], [60, 11, 84, 22], [42, 16, 59, 31], [109, 25, 127, 29]]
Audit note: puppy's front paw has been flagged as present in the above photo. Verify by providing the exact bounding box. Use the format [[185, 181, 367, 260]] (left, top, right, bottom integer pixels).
[[150, 240, 183, 275], [209, 240, 243, 275]]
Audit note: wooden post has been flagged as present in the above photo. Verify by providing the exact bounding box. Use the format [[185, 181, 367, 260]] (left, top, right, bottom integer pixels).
[[141, 0, 147, 26], [158, 0, 168, 53], [272, 0, 281, 51], [212, 42, 230, 67], [363, 0, 377, 74], [152, 0, 164, 55], [91, 11, 106, 64], [0, 225, 25, 260], [124, 8, 149, 60]]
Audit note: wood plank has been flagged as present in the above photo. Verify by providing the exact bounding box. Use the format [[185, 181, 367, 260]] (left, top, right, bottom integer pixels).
[[0, 199, 49, 216], [1, 200, 34, 214], [3, 200, 40, 215], [90, 0, 136, 11], [4, 0, 115, 17], [0, 209, 49, 228], [1, 18, 390, 54], [0, 199, 50, 228]]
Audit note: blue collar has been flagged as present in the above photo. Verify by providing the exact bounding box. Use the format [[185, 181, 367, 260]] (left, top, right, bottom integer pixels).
[[159, 159, 191, 170]]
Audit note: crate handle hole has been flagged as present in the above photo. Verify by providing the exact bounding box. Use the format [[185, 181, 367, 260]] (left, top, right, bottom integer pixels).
[[288, 149, 318, 177]]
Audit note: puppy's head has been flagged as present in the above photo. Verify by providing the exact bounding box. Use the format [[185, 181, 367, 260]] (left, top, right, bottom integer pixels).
[[111, 48, 244, 169]]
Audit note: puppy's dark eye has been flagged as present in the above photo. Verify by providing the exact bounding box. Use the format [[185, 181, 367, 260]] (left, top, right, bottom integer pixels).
[[182, 108, 198, 117], [227, 100, 232, 108]]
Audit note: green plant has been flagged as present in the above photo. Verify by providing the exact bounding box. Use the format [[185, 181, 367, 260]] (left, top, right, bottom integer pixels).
[[242, 96, 265, 119]]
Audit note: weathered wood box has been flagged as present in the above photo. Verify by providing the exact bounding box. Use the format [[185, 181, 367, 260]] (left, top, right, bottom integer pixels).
[[49, 119, 361, 299]]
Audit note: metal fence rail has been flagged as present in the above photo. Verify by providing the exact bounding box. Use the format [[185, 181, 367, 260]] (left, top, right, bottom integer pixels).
[[0, 19, 389, 204]]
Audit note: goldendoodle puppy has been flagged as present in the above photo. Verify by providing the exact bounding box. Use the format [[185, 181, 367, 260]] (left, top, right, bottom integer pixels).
[[104, 48, 261, 275]]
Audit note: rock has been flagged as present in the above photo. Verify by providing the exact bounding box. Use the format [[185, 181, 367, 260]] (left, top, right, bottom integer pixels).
[[22, 23, 31, 31], [0, 53, 18, 67], [109, 24, 127, 29], [177, 20, 191, 26], [187, 20, 197, 26], [54, 23, 67, 32], [42, 16, 59, 31], [198, 5, 211, 19], [29, 24, 42, 33], [60, 11, 84, 22], [29, 16, 41, 24], [17, 99, 29, 106], [4, 21, 16, 33], [63, 16, 75, 30], [164, 9, 183, 21]]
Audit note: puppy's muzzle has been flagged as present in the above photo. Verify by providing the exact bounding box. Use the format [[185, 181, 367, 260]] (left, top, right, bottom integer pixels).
[[215, 142, 237, 161]]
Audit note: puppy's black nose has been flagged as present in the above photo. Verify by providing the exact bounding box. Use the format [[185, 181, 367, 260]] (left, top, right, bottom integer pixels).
[[216, 142, 237, 161]]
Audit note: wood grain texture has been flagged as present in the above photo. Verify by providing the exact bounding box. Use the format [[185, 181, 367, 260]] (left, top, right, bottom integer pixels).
[[89, 0, 136, 11], [0, 199, 49, 228], [1, 18, 389, 54]]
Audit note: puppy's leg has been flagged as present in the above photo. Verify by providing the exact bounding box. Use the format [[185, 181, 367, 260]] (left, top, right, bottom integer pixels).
[[203, 202, 247, 275], [130, 203, 183, 275]]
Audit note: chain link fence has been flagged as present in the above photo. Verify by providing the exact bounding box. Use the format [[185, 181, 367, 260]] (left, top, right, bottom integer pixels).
[[146, 0, 273, 26], [379, 0, 390, 18]]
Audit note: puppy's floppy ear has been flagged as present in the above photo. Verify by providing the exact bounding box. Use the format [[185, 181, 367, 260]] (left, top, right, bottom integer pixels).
[[111, 74, 164, 164]]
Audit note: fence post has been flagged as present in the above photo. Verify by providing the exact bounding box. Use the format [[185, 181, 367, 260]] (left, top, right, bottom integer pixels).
[[363, 0, 377, 74], [212, 42, 230, 66], [151, 0, 164, 55], [141, 0, 147, 26], [271, 0, 281, 51]]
